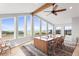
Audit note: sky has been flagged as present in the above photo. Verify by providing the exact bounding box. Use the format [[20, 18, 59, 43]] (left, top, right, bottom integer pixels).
[[1, 15, 53, 32], [2, 16, 30, 31], [2, 17, 14, 31]]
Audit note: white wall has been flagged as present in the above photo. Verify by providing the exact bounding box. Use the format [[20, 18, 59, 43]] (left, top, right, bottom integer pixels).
[[72, 17, 79, 41], [0, 3, 43, 14], [50, 18, 72, 24], [37, 13, 72, 24]]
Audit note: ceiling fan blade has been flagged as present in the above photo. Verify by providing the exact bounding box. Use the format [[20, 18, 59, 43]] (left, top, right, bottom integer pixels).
[[52, 3, 56, 6], [53, 5, 58, 10], [55, 9, 66, 12]]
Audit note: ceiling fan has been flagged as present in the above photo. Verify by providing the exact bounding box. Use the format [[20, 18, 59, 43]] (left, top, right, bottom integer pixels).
[[44, 3, 67, 16]]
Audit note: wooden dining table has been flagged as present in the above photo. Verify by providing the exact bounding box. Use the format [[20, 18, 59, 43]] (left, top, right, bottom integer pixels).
[[34, 37, 54, 54]]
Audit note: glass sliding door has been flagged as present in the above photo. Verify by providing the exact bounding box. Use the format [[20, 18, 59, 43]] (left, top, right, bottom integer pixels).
[[41, 20, 47, 36], [34, 16, 40, 36], [18, 16, 24, 38], [27, 15, 32, 36], [48, 24, 53, 35], [2, 17, 14, 41]]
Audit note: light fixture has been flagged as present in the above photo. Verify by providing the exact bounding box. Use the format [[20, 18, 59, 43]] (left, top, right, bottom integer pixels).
[[69, 7, 72, 10]]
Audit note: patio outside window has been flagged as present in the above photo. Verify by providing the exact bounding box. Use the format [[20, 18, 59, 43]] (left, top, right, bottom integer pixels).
[[34, 16, 40, 36], [18, 16, 24, 38], [2, 17, 14, 41]]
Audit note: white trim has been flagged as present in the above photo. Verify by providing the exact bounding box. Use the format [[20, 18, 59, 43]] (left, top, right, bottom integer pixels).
[[0, 13, 31, 18], [24, 16, 27, 37], [31, 15, 34, 36], [53, 25, 56, 35], [0, 19, 2, 38], [40, 18, 42, 36], [14, 16, 18, 39], [47, 22, 48, 36], [61, 26, 65, 36]]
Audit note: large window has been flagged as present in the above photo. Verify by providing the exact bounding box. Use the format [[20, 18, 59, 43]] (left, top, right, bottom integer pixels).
[[18, 16, 24, 38], [64, 26, 72, 35], [34, 16, 40, 36], [56, 27, 61, 34], [27, 15, 32, 36], [41, 20, 47, 36], [48, 24, 53, 35], [2, 17, 14, 41]]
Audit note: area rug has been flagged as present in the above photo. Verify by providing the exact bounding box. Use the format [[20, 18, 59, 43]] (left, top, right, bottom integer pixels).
[[50, 45, 75, 56], [21, 44, 75, 56], [21, 44, 46, 56], [20, 46, 35, 56]]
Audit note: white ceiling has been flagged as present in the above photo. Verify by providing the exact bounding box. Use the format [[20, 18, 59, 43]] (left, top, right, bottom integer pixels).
[[37, 3, 79, 24], [0, 3, 43, 14], [0, 3, 79, 24]]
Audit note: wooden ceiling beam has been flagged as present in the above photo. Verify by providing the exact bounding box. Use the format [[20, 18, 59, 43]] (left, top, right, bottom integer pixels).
[[32, 3, 53, 16]]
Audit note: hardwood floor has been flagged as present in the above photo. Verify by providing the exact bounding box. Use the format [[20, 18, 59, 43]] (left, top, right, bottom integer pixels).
[[0, 40, 33, 56], [72, 43, 79, 56], [0, 39, 79, 56]]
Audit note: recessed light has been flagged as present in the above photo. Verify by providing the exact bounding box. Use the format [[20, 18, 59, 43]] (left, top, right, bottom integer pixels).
[[69, 7, 72, 9]]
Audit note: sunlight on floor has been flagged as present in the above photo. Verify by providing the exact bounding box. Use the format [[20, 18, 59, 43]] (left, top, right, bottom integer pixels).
[[10, 40, 34, 56], [0, 40, 34, 56]]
